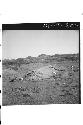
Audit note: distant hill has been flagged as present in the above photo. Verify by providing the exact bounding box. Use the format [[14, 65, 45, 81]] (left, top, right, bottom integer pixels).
[[2, 53, 79, 69]]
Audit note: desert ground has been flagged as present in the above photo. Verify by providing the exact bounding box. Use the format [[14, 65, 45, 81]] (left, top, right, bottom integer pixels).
[[2, 54, 80, 105]]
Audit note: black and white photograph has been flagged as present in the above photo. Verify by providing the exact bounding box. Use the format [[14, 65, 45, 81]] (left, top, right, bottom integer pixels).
[[2, 23, 80, 105]]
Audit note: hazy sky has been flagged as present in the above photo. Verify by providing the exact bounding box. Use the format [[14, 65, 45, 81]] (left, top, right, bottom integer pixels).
[[2, 30, 79, 59]]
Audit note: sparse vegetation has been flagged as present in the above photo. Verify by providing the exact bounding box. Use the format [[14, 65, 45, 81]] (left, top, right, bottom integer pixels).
[[2, 53, 80, 105]]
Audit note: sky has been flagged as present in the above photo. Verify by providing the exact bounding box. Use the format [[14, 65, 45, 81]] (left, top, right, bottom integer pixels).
[[2, 30, 79, 59]]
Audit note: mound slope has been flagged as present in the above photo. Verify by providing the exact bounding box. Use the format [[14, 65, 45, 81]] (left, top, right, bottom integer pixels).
[[27, 65, 58, 80]]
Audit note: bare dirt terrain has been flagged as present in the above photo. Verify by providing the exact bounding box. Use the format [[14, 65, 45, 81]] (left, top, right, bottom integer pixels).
[[2, 54, 80, 105]]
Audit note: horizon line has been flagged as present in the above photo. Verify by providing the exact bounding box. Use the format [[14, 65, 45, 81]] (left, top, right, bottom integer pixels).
[[2, 53, 79, 60]]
